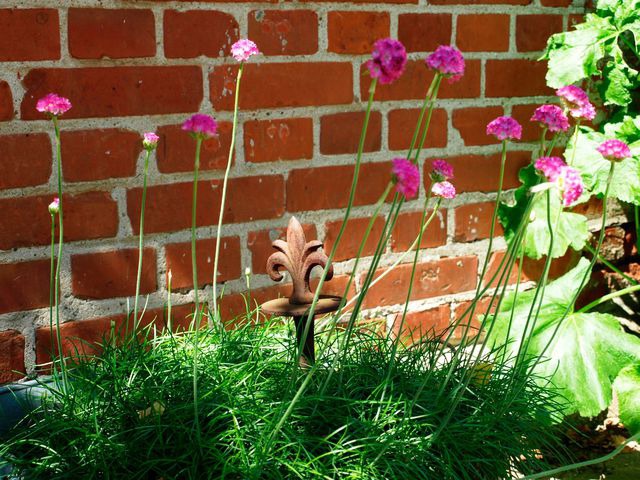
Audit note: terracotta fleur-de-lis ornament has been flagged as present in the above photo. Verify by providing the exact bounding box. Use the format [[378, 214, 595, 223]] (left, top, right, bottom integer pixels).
[[266, 216, 333, 305]]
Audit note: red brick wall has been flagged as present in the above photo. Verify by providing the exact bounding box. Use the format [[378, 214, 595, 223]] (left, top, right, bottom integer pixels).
[[0, 1, 586, 380]]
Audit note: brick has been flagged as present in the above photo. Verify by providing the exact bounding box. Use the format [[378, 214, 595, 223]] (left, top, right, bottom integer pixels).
[[435, 151, 530, 194], [127, 175, 284, 234], [249, 10, 318, 56], [541, 0, 571, 6], [164, 10, 238, 59], [361, 59, 481, 101], [0, 9, 60, 61], [398, 14, 452, 52], [244, 118, 313, 163], [156, 122, 233, 173], [0, 192, 118, 250], [453, 297, 493, 336], [482, 251, 531, 289], [392, 305, 451, 344], [165, 236, 241, 291], [68, 8, 155, 59], [0, 330, 25, 383], [430, 0, 531, 3], [512, 104, 545, 142], [21, 66, 202, 120], [516, 15, 564, 52], [454, 202, 503, 242], [324, 216, 386, 262], [61, 129, 141, 182], [248, 223, 317, 275], [0, 133, 51, 189], [0, 260, 50, 314], [391, 209, 447, 252], [521, 248, 581, 282], [388, 108, 448, 151], [210, 63, 352, 110], [457, 15, 510, 52], [286, 162, 393, 212], [0, 81, 13, 121], [486, 60, 552, 98], [363, 256, 478, 308], [320, 111, 382, 155], [452, 106, 504, 146], [71, 248, 157, 300], [328, 11, 390, 54]]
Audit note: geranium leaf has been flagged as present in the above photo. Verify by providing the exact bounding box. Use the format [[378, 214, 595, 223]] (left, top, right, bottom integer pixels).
[[613, 363, 640, 434]]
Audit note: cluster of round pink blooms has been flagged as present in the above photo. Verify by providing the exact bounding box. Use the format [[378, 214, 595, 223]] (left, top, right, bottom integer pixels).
[[530, 105, 570, 133], [366, 38, 408, 85], [391, 158, 420, 199], [486, 116, 522, 141], [425, 45, 465, 83], [557, 85, 596, 121], [430, 159, 456, 199], [182, 113, 218, 139], [36, 93, 72, 117], [597, 139, 632, 162], [231, 39, 260, 63], [142, 132, 160, 150], [534, 156, 584, 207]]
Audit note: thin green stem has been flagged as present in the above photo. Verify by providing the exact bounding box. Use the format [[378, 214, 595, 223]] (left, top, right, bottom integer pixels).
[[191, 136, 203, 443], [579, 283, 640, 313], [49, 213, 56, 364], [567, 120, 581, 166], [133, 149, 152, 332], [584, 242, 638, 286], [539, 127, 548, 157], [212, 64, 243, 327]]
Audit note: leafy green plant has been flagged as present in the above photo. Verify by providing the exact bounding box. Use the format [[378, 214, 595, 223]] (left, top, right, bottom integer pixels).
[[613, 363, 640, 434]]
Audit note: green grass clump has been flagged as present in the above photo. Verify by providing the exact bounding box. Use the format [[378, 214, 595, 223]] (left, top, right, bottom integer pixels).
[[1, 319, 570, 479]]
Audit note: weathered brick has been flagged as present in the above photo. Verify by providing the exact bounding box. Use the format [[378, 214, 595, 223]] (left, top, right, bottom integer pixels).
[[485, 60, 552, 97], [127, 176, 285, 234], [324, 216, 386, 262], [0, 192, 119, 250], [69, 8, 155, 59], [0, 81, 13, 121], [0, 9, 60, 61], [244, 118, 313, 163], [541, 0, 572, 6], [320, 111, 382, 155], [457, 14, 510, 52], [71, 248, 157, 300], [454, 202, 503, 243], [452, 106, 504, 146], [164, 10, 238, 58], [0, 133, 51, 189], [512, 104, 545, 142], [247, 223, 317, 275], [210, 63, 352, 110], [0, 330, 25, 383], [328, 11, 390, 54], [249, 10, 318, 55], [398, 14, 452, 52], [165, 236, 241, 290], [22, 66, 202, 119], [516, 15, 564, 52], [391, 209, 447, 252], [388, 108, 448, 151], [61, 129, 141, 182], [0, 260, 50, 314], [430, 0, 531, 3], [392, 305, 451, 344]]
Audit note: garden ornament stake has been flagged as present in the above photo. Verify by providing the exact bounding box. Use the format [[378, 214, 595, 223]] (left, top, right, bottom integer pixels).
[[261, 216, 342, 366]]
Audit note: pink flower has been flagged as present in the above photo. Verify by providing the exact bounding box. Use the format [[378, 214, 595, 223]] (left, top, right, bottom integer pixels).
[[530, 105, 570, 133], [391, 158, 420, 199], [535, 156, 565, 182], [143, 132, 160, 150], [486, 116, 522, 141], [431, 159, 454, 181], [367, 38, 407, 85], [36, 93, 72, 117], [425, 46, 465, 83], [48, 197, 60, 215], [556, 85, 596, 121], [597, 139, 632, 162], [556, 166, 584, 207], [231, 39, 260, 62], [432, 181, 456, 199], [182, 113, 218, 139]]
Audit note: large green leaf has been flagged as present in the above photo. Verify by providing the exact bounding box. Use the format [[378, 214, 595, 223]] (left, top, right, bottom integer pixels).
[[498, 165, 589, 260], [613, 363, 640, 434], [564, 125, 640, 205], [489, 259, 640, 417]]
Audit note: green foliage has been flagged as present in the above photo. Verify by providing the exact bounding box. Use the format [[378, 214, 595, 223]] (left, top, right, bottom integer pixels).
[[498, 165, 589, 260], [1, 322, 569, 479], [489, 259, 640, 417], [613, 363, 640, 434]]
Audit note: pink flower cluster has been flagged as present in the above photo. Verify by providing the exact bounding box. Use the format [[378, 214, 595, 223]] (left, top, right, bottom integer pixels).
[[182, 113, 218, 139], [426, 46, 465, 83], [597, 139, 631, 162], [530, 105, 570, 133], [48, 197, 60, 215], [432, 181, 456, 199], [534, 156, 584, 207], [36, 93, 72, 117], [367, 38, 407, 85], [143, 132, 160, 150], [391, 158, 420, 199], [430, 159, 454, 182], [231, 39, 260, 62], [556, 85, 596, 121], [486, 116, 522, 141]]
